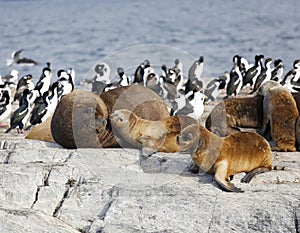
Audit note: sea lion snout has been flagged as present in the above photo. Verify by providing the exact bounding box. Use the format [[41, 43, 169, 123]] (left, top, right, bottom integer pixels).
[[109, 111, 119, 120]]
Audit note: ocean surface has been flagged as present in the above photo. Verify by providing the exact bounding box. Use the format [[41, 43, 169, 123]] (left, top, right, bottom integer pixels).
[[0, 0, 300, 84]]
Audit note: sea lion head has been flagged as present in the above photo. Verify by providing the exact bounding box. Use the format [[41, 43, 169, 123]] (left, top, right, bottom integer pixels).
[[257, 80, 281, 96], [177, 124, 200, 153], [109, 109, 139, 147], [110, 109, 133, 129]]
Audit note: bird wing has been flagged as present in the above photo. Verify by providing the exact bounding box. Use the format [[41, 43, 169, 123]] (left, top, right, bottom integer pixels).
[[243, 67, 258, 84], [176, 99, 194, 115], [34, 79, 44, 93], [226, 73, 239, 96], [13, 49, 23, 59], [188, 62, 197, 80], [10, 105, 29, 127], [0, 103, 7, 115], [252, 72, 266, 92], [30, 102, 47, 125], [17, 57, 38, 65]]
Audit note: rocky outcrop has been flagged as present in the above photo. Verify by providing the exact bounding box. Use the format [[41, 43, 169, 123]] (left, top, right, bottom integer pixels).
[[0, 133, 299, 232]]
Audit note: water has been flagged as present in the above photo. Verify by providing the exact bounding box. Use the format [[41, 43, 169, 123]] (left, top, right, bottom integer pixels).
[[0, 0, 300, 84]]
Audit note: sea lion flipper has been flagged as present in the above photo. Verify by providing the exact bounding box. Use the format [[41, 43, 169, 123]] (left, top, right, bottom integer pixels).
[[214, 161, 244, 193], [141, 147, 157, 157], [215, 161, 244, 193], [188, 162, 199, 174], [241, 167, 271, 183]]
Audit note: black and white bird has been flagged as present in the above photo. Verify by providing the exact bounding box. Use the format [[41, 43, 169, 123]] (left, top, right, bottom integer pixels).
[[291, 59, 300, 82], [188, 56, 204, 82], [239, 56, 253, 77], [5, 89, 31, 134], [225, 63, 243, 98], [116, 67, 130, 86], [173, 58, 183, 76], [280, 60, 300, 92], [0, 89, 12, 127], [0, 70, 19, 102], [251, 58, 273, 93], [103, 67, 130, 92], [30, 82, 60, 126], [1, 69, 19, 85], [67, 67, 76, 86], [14, 74, 34, 102], [145, 73, 163, 97], [175, 90, 206, 121], [242, 54, 264, 89], [55, 69, 74, 99], [159, 65, 178, 101], [6, 49, 38, 66], [271, 59, 284, 82], [133, 60, 151, 84], [183, 57, 204, 95], [91, 63, 111, 93], [281, 70, 300, 92], [204, 78, 224, 102], [34, 64, 52, 97], [217, 71, 230, 90]]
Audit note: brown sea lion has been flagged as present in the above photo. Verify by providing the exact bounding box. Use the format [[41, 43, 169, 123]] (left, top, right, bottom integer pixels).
[[51, 90, 117, 149], [205, 96, 264, 136], [205, 92, 300, 138], [177, 124, 273, 192], [257, 81, 299, 152], [100, 84, 170, 120], [109, 109, 197, 156], [25, 117, 55, 142]]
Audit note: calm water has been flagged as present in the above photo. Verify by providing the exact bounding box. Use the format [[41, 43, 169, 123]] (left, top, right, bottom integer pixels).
[[0, 0, 300, 83]]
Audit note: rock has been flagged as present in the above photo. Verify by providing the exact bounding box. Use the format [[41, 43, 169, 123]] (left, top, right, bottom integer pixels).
[[1, 93, 300, 232], [0, 206, 79, 233]]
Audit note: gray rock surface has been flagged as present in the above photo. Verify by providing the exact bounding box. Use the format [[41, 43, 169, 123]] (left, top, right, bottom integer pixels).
[[0, 131, 300, 233]]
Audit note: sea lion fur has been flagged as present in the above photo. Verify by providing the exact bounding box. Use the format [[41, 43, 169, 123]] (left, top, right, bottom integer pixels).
[[258, 81, 299, 152], [110, 109, 197, 156], [177, 124, 272, 192]]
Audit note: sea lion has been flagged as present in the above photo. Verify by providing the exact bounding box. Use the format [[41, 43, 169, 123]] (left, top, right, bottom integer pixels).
[[177, 124, 272, 192], [51, 90, 117, 149], [100, 84, 170, 120], [257, 81, 299, 152], [205, 96, 264, 136], [205, 93, 300, 137], [110, 109, 197, 156], [25, 117, 55, 142]]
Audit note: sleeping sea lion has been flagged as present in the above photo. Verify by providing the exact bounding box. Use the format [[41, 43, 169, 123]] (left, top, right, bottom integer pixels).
[[109, 109, 197, 156], [100, 84, 170, 120], [51, 90, 117, 149]]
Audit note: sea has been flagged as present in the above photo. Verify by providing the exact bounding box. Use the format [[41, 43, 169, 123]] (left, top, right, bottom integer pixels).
[[0, 0, 300, 84]]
